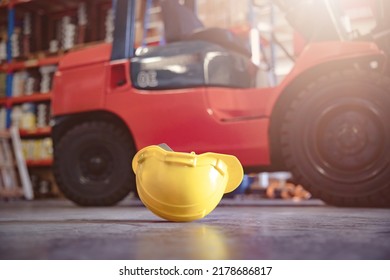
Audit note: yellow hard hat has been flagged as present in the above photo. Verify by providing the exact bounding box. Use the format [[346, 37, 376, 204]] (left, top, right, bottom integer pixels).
[[132, 144, 243, 222]]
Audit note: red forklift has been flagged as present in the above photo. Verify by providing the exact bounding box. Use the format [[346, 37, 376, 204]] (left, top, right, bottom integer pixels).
[[51, 0, 390, 207]]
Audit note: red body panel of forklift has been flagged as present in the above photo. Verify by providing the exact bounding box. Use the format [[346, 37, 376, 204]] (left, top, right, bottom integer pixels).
[[51, 41, 383, 167]]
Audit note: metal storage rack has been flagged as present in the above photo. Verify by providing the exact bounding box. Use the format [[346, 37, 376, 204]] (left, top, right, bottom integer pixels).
[[0, 0, 114, 168]]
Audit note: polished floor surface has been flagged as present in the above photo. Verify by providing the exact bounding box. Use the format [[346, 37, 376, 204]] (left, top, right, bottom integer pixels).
[[0, 198, 389, 259]]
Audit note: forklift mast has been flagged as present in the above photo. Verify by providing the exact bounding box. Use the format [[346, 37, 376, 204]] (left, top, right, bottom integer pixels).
[[110, 0, 137, 60]]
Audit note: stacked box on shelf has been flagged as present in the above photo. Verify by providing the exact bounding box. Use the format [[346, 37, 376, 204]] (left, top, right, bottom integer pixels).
[[12, 71, 28, 96], [10, 65, 56, 98], [3, 0, 114, 56], [11, 101, 50, 131], [0, 42, 5, 62], [11, 12, 33, 59], [77, 2, 87, 45], [0, 72, 6, 98], [0, 21, 6, 62], [36, 102, 50, 128], [39, 65, 56, 93], [0, 42, 6, 63], [11, 27, 21, 58], [11, 5, 84, 57], [58, 16, 76, 51], [0, 105, 6, 131], [13, 103, 34, 130], [51, 2, 89, 53], [21, 137, 53, 162], [104, 8, 114, 43], [22, 12, 32, 56]]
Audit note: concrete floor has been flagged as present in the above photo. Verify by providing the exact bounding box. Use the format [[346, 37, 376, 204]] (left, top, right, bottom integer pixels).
[[0, 198, 389, 260]]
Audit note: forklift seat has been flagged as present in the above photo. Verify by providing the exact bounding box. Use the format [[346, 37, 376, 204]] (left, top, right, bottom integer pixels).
[[185, 27, 252, 57], [160, 0, 251, 57]]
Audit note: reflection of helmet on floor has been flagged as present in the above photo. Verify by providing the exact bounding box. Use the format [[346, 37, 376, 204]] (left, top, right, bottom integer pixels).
[[132, 144, 243, 222]]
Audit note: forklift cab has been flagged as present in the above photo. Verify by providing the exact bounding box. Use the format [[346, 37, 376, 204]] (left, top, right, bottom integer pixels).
[[111, 0, 257, 90]]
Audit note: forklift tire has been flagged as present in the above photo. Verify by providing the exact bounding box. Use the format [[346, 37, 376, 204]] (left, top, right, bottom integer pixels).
[[281, 69, 390, 207], [53, 121, 135, 206]]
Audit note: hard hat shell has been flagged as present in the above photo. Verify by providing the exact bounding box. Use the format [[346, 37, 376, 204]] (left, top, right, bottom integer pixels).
[[132, 145, 243, 222]]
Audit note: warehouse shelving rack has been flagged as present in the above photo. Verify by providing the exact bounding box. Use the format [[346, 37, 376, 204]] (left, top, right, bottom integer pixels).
[[0, 0, 114, 168], [0, 0, 168, 172], [0, 1, 174, 174], [0, 0, 61, 167]]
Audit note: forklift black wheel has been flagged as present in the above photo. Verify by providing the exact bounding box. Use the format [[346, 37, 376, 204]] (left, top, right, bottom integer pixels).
[[53, 121, 135, 206], [281, 69, 390, 207]]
